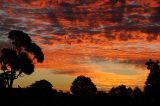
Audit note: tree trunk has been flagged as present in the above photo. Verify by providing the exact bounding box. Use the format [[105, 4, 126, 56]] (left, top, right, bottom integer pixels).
[[9, 68, 14, 88]]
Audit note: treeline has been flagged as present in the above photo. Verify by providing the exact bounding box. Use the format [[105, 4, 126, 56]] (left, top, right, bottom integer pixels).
[[0, 59, 160, 106]]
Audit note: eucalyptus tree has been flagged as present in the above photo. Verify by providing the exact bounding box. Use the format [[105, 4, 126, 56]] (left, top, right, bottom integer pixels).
[[0, 30, 44, 88]]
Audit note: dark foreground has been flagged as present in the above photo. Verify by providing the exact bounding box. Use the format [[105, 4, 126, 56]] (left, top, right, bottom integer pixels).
[[0, 89, 159, 106]]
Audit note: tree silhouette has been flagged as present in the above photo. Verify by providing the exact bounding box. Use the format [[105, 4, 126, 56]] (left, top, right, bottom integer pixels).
[[0, 30, 44, 88], [108, 85, 132, 97], [144, 59, 160, 101], [132, 87, 144, 103], [29, 80, 53, 90], [108, 85, 133, 104], [28, 80, 53, 97], [70, 75, 97, 96]]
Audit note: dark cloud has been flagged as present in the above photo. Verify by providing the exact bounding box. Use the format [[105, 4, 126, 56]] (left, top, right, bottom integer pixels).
[[146, 34, 158, 41], [46, 8, 66, 35], [104, 32, 116, 40], [74, 0, 97, 6], [149, 5, 160, 23], [118, 33, 133, 41], [52, 69, 76, 75], [52, 69, 90, 75], [59, 2, 76, 21], [142, 25, 160, 34]]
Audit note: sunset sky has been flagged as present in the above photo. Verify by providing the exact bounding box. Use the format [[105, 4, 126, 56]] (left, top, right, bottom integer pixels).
[[0, 0, 160, 91]]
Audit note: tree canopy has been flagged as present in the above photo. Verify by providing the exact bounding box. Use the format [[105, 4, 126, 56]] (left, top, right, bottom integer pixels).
[[70, 75, 97, 96], [0, 30, 44, 88]]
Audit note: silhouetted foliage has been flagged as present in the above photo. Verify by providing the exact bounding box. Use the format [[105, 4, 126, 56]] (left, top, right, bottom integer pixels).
[[108, 85, 136, 105], [25, 43, 44, 63], [0, 30, 44, 88], [96, 90, 108, 104], [29, 80, 53, 90], [0, 72, 156, 106], [132, 87, 144, 103], [97, 91, 107, 97], [28, 80, 53, 97], [144, 59, 160, 102], [108, 85, 132, 97], [8, 30, 31, 47], [70, 75, 97, 96]]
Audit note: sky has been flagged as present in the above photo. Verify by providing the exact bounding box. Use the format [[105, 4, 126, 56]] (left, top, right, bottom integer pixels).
[[0, 0, 160, 91]]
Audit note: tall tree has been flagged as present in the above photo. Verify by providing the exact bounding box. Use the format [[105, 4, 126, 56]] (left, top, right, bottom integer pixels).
[[0, 30, 44, 88], [144, 59, 160, 102]]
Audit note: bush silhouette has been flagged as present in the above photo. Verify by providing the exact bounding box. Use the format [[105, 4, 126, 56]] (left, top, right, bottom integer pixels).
[[70, 75, 97, 96], [0, 30, 44, 88]]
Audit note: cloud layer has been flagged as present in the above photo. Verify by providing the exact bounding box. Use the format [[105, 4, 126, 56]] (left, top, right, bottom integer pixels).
[[0, 0, 160, 44]]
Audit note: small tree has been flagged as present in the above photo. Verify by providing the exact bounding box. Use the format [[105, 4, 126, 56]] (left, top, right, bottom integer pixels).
[[0, 30, 44, 88], [70, 75, 97, 96]]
